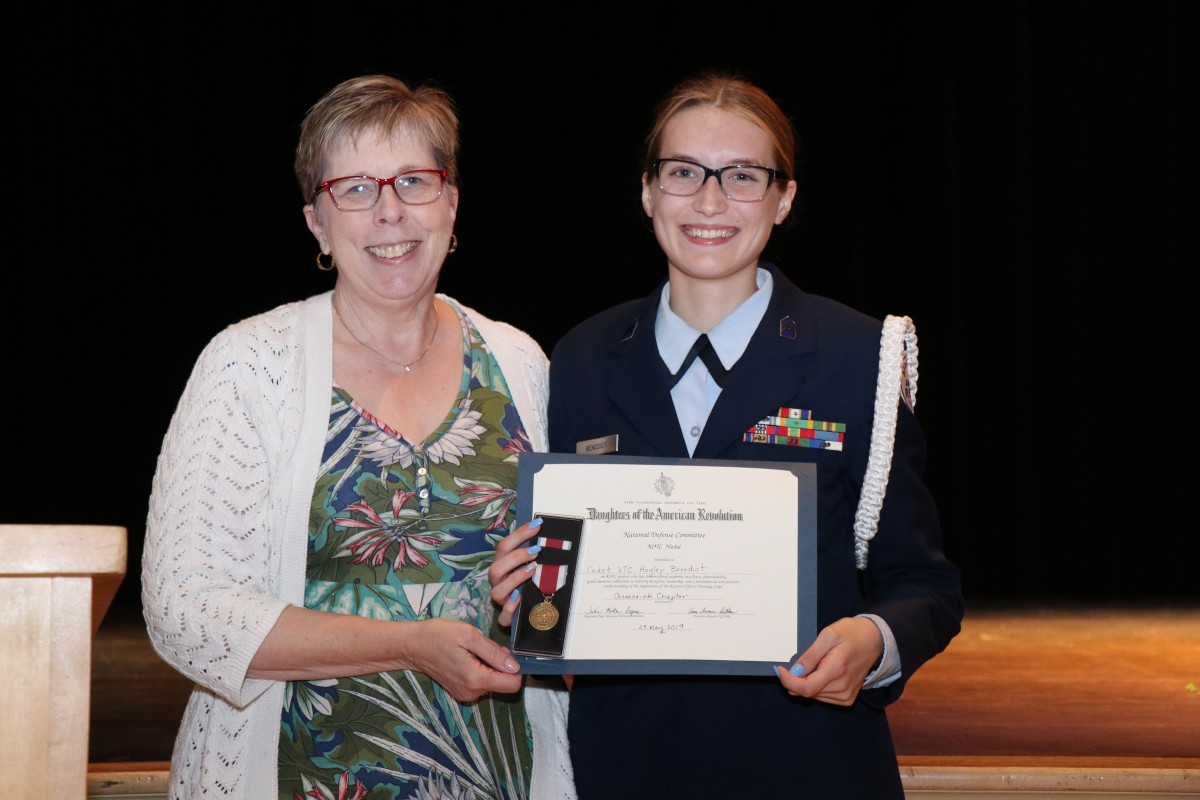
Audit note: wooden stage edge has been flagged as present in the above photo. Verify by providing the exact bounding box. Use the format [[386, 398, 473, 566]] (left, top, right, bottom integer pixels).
[[87, 760, 1200, 798], [87, 602, 1200, 797]]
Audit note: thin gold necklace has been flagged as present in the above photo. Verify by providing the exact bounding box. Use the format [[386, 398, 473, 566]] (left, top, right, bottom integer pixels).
[[332, 298, 440, 373]]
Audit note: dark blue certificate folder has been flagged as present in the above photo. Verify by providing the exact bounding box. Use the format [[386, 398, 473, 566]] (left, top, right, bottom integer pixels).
[[511, 453, 817, 676]]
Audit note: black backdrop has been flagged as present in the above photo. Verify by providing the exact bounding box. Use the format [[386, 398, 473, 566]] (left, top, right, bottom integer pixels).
[[13, 3, 1197, 612]]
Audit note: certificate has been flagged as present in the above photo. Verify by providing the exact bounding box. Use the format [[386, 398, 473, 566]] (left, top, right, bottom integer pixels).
[[511, 453, 817, 676]]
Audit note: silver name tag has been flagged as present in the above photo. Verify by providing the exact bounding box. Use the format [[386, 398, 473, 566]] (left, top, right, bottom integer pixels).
[[576, 434, 619, 456]]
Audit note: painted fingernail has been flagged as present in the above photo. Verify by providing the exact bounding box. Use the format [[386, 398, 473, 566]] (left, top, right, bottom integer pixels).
[[524, 562, 537, 573], [789, 663, 806, 677], [530, 517, 544, 528], [509, 589, 520, 602], [527, 545, 543, 555]]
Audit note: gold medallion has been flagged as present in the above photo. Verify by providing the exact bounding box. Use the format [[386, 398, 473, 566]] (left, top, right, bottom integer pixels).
[[528, 600, 560, 631]]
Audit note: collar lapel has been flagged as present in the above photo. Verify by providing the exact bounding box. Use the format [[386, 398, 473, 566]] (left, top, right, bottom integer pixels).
[[694, 271, 817, 458], [604, 289, 691, 457]]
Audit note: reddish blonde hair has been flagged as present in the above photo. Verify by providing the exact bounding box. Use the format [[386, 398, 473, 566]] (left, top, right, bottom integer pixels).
[[642, 72, 797, 179]]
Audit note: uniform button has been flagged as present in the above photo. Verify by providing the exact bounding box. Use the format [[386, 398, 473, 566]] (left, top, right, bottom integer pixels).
[[417, 467, 428, 476], [690, 425, 702, 437], [419, 488, 429, 499]]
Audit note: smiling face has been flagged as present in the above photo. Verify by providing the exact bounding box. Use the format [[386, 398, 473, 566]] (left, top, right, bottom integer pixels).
[[304, 124, 458, 307], [642, 106, 796, 290]]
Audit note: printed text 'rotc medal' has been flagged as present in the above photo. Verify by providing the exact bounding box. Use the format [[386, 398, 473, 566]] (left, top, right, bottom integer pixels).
[[528, 536, 573, 631]]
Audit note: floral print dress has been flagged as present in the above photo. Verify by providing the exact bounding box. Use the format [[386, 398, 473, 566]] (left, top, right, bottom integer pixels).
[[279, 303, 534, 800]]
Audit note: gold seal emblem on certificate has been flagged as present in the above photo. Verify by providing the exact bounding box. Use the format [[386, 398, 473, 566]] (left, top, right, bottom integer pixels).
[[528, 599, 560, 631]]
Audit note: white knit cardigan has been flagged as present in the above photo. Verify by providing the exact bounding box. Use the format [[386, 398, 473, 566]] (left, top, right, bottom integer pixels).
[[142, 291, 575, 799]]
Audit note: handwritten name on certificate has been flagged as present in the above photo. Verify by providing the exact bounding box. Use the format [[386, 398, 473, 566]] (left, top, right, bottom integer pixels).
[[523, 456, 805, 667]]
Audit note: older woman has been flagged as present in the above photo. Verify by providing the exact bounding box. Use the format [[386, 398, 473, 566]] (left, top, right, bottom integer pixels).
[[489, 72, 963, 798], [143, 75, 574, 800]]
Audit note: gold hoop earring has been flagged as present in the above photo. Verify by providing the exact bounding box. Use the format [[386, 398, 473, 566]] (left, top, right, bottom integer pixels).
[[447, 234, 458, 254], [316, 252, 336, 271]]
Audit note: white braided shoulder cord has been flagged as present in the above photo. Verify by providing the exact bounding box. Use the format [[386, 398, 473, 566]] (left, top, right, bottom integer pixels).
[[853, 315, 919, 569]]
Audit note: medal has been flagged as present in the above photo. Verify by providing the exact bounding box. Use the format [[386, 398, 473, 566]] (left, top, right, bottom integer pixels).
[[527, 536, 572, 632], [528, 598, 560, 631]]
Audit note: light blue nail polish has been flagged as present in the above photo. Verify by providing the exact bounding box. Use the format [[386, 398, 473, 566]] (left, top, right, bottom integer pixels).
[[509, 589, 520, 602], [789, 663, 806, 677], [530, 517, 544, 528], [527, 545, 543, 555]]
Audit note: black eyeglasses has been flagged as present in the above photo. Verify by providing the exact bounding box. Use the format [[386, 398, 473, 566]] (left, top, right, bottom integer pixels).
[[652, 158, 788, 202], [314, 169, 448, 211]]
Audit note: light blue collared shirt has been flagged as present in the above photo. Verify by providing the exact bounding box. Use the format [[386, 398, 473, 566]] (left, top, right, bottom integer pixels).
[[656, 269, 773, 454], [653, 267, 900, 688]]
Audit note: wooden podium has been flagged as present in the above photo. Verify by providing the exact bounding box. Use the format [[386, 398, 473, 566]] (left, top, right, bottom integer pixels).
[[0, 524, 126, 797]]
